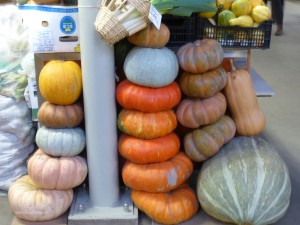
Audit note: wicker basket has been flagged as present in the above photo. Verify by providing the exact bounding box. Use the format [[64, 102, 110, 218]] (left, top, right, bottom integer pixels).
[[94, 0, 150, 45]]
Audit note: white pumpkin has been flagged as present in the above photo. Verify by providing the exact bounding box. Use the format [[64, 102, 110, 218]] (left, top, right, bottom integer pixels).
[[197, 136, 291, 225], [8, 175, 73, 222], [35, 126, 86, 157], [124, 47, 179, 88]]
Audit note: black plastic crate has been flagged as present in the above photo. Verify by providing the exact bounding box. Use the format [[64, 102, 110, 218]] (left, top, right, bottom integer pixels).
[[162, 14, 197, 52], [196, 18, 272, 49]]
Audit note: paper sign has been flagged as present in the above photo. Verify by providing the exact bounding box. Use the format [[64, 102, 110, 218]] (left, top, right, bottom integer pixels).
[[148, 4, 162, 30]]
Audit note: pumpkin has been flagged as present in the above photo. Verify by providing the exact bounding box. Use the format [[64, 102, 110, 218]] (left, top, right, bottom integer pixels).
[[180, 66, 227, 98], [223, 60, 266, 136], [28, 149, 88, 190], [124, 47, 179, 88], [176, 92, 227, 128], [118, 132, 180, 164], [8, 175, 73, 222], [116, 79, 181, 112], [184, 115, 236, 162], [131, 184, 199, 224], [122, 152, 193, 193], [118, 109, 177, 139], [197, 136, 291, 225], [127, 23, 170, 48], [35, 126, 86, 157], [38, 101, 84, 128], [39, 60, 82, 105], [177, 39, 224, 74]]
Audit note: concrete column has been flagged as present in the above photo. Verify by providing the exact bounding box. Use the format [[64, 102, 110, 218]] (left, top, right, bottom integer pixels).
[[78, 0, 119, 207]]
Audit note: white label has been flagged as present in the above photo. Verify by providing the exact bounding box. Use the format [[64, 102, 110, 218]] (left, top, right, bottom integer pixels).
[[32, 31, 54, 52], [148, 4, 162, 30]]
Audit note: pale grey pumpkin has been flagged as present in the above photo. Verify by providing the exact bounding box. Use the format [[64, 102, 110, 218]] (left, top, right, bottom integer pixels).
[[124, 47, 179, 88], [197, 136, 291, 225], [35, 126, 86, 157]]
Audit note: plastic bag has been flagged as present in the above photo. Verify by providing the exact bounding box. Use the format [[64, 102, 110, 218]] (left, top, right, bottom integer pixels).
[[0, 130, 35, 191]]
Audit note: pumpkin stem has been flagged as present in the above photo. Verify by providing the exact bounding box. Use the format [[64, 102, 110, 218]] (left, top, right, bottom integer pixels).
[[229, 59, 236, 72]]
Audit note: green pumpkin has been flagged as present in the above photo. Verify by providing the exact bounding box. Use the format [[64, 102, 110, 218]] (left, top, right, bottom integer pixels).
[[197, 136, 291, 225], [124, 47, 179, 88], [35, 126, 86, 157], [218, 10, 236, 26]]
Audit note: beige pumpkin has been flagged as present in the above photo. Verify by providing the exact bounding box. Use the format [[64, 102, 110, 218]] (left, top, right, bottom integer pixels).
[[8, 175, 73, 222], [28, 149, 88, 190]]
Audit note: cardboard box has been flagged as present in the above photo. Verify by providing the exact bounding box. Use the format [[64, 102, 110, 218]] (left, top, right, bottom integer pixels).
[[18, 5, 80, 53]]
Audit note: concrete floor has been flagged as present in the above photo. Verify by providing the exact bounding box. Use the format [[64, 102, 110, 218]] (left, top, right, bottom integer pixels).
[[1, 1, 300, 224]]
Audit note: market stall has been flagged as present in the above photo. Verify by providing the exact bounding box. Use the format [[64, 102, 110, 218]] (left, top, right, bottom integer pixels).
[[0, 0, 292, 225]]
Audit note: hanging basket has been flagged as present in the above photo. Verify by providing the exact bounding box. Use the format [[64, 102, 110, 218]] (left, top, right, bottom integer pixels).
[[94, 0, 150, 45]]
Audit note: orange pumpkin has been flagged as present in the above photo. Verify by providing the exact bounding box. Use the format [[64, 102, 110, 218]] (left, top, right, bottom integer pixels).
[[118, 109, 177, 139], [131, 183, 199, 224], [177, 39, 224, 73], [28, 149, 88, 190], [122, 152, 193, 193], [127, 23, 170, 48], [38, 101, 84, 128], [118, 132, 180, 164], [39, 60, 82, 105], [116, 79, 181, 112], [176, 92, 227, 128]]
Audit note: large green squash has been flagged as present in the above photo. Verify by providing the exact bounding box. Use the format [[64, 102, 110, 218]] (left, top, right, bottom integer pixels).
[[124, 47, 179, 88], [197, 136, 291, 225]]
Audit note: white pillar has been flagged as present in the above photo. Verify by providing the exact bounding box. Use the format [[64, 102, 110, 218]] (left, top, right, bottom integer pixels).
[[78, 0, 119, 207]]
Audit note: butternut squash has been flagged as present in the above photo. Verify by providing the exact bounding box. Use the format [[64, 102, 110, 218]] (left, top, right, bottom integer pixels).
[[223, 60, 266, 136]]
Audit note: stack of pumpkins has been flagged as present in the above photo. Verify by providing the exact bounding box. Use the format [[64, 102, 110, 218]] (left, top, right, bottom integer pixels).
[[176, 39, 236, 162], [116, 24, 199, 224], [176, 40, 291, 225], [8, 60, 88, 222]]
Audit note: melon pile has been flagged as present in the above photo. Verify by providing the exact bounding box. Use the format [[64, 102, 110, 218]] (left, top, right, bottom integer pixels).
[[117, 24, 199, 224], [8, 60, 88, 222]]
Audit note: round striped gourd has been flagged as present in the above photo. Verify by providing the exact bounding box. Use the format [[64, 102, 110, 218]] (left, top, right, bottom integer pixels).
[[118, 109, 177, 139], [124, 47, 179, 88], [122, 152, 193, 193], [28, 149, 88, 190], [118, 132, 180, 164], [38, 101, 84, 128], [116, 79, 181, 112], [8, 175, 73, 222], [131, 184, 199, 224], [197, 136, 291, 225], [35, 126, 86, 157]]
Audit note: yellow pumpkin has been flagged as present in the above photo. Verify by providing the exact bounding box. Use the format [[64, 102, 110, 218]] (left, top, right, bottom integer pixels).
[[217, 0, 232, 11], [39, 60, 82, 105], [231, 0, 252, 17]]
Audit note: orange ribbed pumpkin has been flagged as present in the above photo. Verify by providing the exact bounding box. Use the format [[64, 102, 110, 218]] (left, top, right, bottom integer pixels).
[[131, 184, 199, 224], [39, 60, 82, 105], [118, 132, 180, 164], [38, 101, 84, 128], [117, 109, 177, 139], [116, 79, 181, 112], [122, 152, 193, 193]]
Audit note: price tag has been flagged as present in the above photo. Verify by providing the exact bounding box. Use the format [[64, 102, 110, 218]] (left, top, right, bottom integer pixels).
[[148, 4, 162, 30]]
